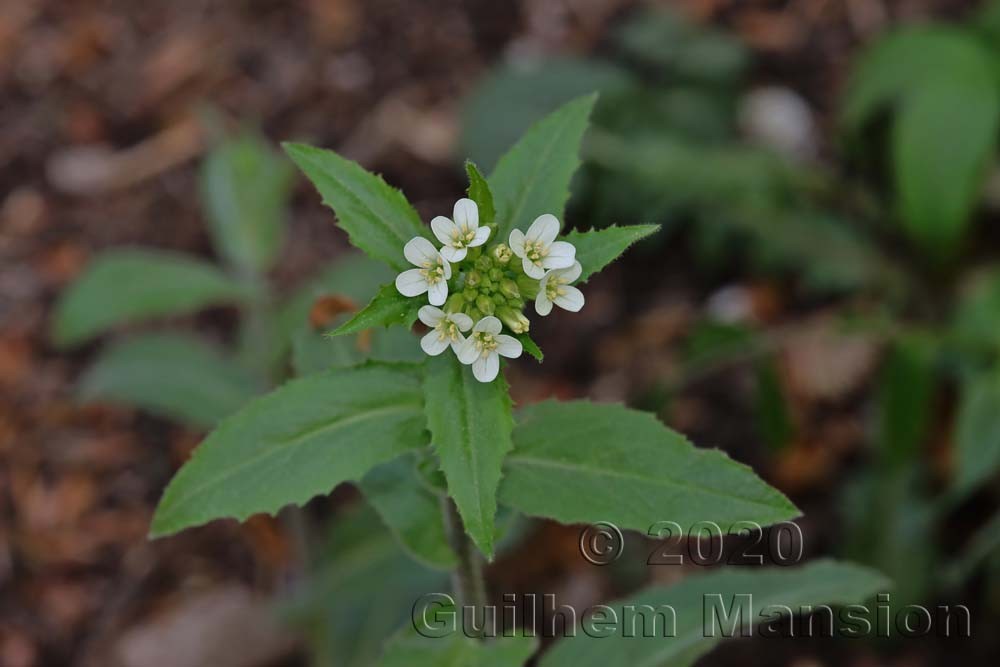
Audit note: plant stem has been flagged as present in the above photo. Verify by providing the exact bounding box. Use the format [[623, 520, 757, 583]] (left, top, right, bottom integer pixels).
[[441, 496, 488, 637]]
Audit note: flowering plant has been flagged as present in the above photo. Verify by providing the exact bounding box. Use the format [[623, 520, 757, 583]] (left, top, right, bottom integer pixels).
[[147, 96, 886, 665]]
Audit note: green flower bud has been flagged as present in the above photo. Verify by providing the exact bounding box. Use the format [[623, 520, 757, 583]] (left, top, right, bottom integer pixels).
[[476, 295, 496, 316], [492, 243, 512, 265], [475, 255, 492, 271], [499, 279, 520, 300], [488, 267, 503, 281], [497, 306, 530, 334], [465, 270, 482, 288], [468, 307, 483, 321], [492, 292, 506, 306], [515, 273, 540, 300], [480, 276, 494, 291], [445, 294, 465, 313], [463, 287, 478, 302]]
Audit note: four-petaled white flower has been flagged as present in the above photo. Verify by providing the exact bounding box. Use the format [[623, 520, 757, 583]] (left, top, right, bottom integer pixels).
[[535, 261, 585, 316], [395, 237, 452, 306], [457, 316, 523, 383], [418, 306, 473, 356], [431, 198, 491, 263], [508, 214, 576, 279]]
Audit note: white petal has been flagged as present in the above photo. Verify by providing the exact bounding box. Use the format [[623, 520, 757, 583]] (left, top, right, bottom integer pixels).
[[562, 261, 583, 283], [449, 333, 467, 354], [534, 292, 553, 316], [450, 313, 473, 331], [508, 229, 526, 257], [541, 241, 576, 270], [442, 259, 452, 280], [430, 216, 458, 246], [495, 335, 522, 359], [469, 225, 491, 247], [553, 285, 585, 312], [418, 305, 445, 327], [421, 330, 450, 356], [440, 245, 467, 263], [453, 198, 478, 229], [472, 353, 499, 383], [523, 258, 545, 279], [456, 337, 479, 364], [404, 237, 440, 267], [526, 214, 559, 244], [427, 280, 448, 306], [473, 316, 502, 335], [395, 269, 428, 297]]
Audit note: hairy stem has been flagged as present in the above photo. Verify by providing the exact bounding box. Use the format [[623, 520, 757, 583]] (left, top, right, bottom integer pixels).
[[441, 496, 489, 637]]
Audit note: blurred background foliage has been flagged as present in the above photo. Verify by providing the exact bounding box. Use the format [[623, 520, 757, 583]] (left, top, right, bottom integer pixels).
[[7, 0, 1000, 665]]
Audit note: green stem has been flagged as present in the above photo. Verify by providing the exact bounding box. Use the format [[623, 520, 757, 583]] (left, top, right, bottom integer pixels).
[[441, 496, 488, 637]]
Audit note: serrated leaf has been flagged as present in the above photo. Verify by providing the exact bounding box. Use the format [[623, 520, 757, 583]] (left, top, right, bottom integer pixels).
[[78, 333, 263, 428], [423, 353, 514, 559], [539, 560, 889, 667], [201, 132, 293, 273], [465, 161, 496, 225], [359, 455, 456, 569], [283, 142, 428, 270], [891, 80, 999, 257], [499, 401, 799, 531], [150, 363, 427, 537], [52, 249, 248, 347], [953, 371, 1000, 498], [380, 605, 537, 667], [331, 283, 420, 336], [489, 94, 597, 242], [563, 224, 660, 283], [516, 333, 543, 362]]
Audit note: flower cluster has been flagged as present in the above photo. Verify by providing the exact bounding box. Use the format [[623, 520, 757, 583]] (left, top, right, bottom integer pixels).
[[395, 198, 584, 382]]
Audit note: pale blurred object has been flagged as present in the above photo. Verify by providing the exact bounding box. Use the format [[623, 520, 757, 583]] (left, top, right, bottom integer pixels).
[[739, 86, 818, 162], [111, 586, 297, 667]]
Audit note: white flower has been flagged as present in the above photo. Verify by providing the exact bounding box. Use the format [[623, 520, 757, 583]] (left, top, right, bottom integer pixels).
[[418, 306, 473, 356], [456, 316, 522, 382], [430, 198, 491, 263], [508, 213, 576, 279], [535, 262, 585, 316], [395, 237, 452, 306]]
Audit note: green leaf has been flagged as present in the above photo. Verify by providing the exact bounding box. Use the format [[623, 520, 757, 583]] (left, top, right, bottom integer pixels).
[[489, 94, 598, 242], [201, 131, 293, 273], [331, 283, 421, 336], [283, 142, 428, 271], [563, 224, 660, 283], [380, 606, 537, 667], [359, 455, 456, 570], [539, 560, 889, 667], [891, 80, 999, 256], [150, 362, 427, 537], [423, 353, 514, 559], [842, 27, 996, 131], [944, 508, 1000, 588], [465, 161, 496, 225], [52, 249, 248, 347], [279, 253, 394, 336], [500, 401, 799, 531], [78, 333, 262, 428], [461, 58, 633, 173], [281, 503, 443, 667], [953, 371, 1000, 497], [516, 333, 543, 362], [874, 336, 936, 471]]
